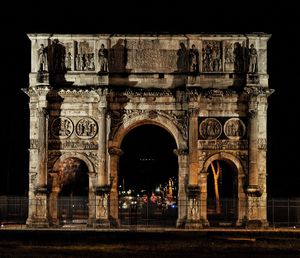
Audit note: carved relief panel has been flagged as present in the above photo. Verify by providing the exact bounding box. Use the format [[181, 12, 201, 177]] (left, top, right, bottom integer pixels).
[[50, 117, 74, 139], [224, 40, 247, 73], [199, 118, 222, 140], [199, 117, 247, 144], [75, 118, 98, 139], [202, 41, 223, 72], [74, 40, 95, 71], [49, 116, 99, 150]]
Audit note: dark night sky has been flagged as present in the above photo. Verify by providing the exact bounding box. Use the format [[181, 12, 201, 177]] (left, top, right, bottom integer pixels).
[[0, 1, 299, 197]]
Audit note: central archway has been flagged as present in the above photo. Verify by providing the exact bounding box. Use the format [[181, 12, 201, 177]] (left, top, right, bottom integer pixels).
[[119, 124, 178, 226]]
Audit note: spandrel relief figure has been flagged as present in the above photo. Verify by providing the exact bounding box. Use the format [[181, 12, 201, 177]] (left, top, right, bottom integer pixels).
[[248, 44, 258, 73], [189, 44, 199, 73], [98, 43, 108, 72], [37, 44, 48, 72]]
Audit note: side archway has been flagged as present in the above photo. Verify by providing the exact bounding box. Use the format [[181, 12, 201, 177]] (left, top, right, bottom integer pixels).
[[49, 152, 95, 225], [202, 152, 246, 226]]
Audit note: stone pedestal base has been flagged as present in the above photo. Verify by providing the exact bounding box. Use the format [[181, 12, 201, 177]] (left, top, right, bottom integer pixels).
[[92, 219, 111, 228], [26, 218, 49, 228], [185, 219, 209, 229], [246, 219, 269, 229]]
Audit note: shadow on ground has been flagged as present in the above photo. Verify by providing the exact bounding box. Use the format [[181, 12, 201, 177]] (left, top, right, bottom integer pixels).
[[0, 229, 300, 257]]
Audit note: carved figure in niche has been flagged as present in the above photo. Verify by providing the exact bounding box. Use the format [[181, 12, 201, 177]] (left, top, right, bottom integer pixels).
[[110, 39, 127, 72], [75, 54, 81, 70], [65, 52, 72, 71], [202, 44, 212, 72], [98, 43, 108, 72], [233, 42, 244, 72], [176, 42, 189, 72], [89, 54, 95, 70], [189, 44, 199, 73], [37, 44, 48, 72], [75, 118, 98, 139], [199, 118, 222, 140], [211, 45, 221, 71], [248, 44, 258, 73]]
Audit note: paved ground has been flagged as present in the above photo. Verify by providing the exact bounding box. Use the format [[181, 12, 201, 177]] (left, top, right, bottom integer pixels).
[[1, 226, 300, 257]]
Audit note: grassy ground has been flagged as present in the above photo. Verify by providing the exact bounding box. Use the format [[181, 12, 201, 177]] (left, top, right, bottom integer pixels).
[[0, 229, 300, 257]]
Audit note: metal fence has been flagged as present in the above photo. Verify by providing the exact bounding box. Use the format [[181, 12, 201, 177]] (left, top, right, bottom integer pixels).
[[1, 196, 300, 227]]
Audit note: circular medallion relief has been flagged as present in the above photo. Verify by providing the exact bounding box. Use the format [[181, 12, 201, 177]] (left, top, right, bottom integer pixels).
[[199, 118, 222, 140], [75, 118, 98, 139], [51, 117, 74, 139], [224, 118, 246, 140]]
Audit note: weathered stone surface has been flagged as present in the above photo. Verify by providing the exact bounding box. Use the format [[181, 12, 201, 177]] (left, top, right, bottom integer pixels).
[[25, 33, 272, 229]]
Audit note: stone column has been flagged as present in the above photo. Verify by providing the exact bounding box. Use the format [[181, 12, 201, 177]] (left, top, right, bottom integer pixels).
[[27, 87, 50, 227], [188, 109, 199, 185], [185, 109, 202, 228], [108, 147, 123, 227], [174, 149, 188, 228], [48, 173, 60, 226], [93, 107, 110, 228], [247, 99, 259, 191], [245, 87, 270, 228]]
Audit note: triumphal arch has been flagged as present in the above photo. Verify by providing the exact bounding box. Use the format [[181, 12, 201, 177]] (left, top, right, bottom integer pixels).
[[24, 33, 273, 228]]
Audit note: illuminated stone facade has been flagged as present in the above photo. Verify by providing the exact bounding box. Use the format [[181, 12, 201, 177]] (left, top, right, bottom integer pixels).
[[24, 33, 273, 228]]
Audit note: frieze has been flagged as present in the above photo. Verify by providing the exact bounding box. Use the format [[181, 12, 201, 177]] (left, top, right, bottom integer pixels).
[[199, 118, 222, 140], [198, 139, 248, 150], [75, 118, 98, 139], [244, 86, 274, 97], [224, 118, 246, 140], [50, 117, 74, 139], [199, 88, 237, 99], [123, 89, 174, 97], [48, 140, 98, 150]]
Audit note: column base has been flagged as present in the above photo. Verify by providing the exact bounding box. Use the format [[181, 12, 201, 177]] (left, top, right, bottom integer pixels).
[[92, 219, 111, 228], [185, 219, 209, 229], [26, 217, 49, 228], [245, 219, 269, 229]]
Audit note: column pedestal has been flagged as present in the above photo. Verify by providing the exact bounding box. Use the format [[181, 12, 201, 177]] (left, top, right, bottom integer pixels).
[[185, 185, 208, 229], [92, 186, 111, 228], [26, 187, 49, 228]]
